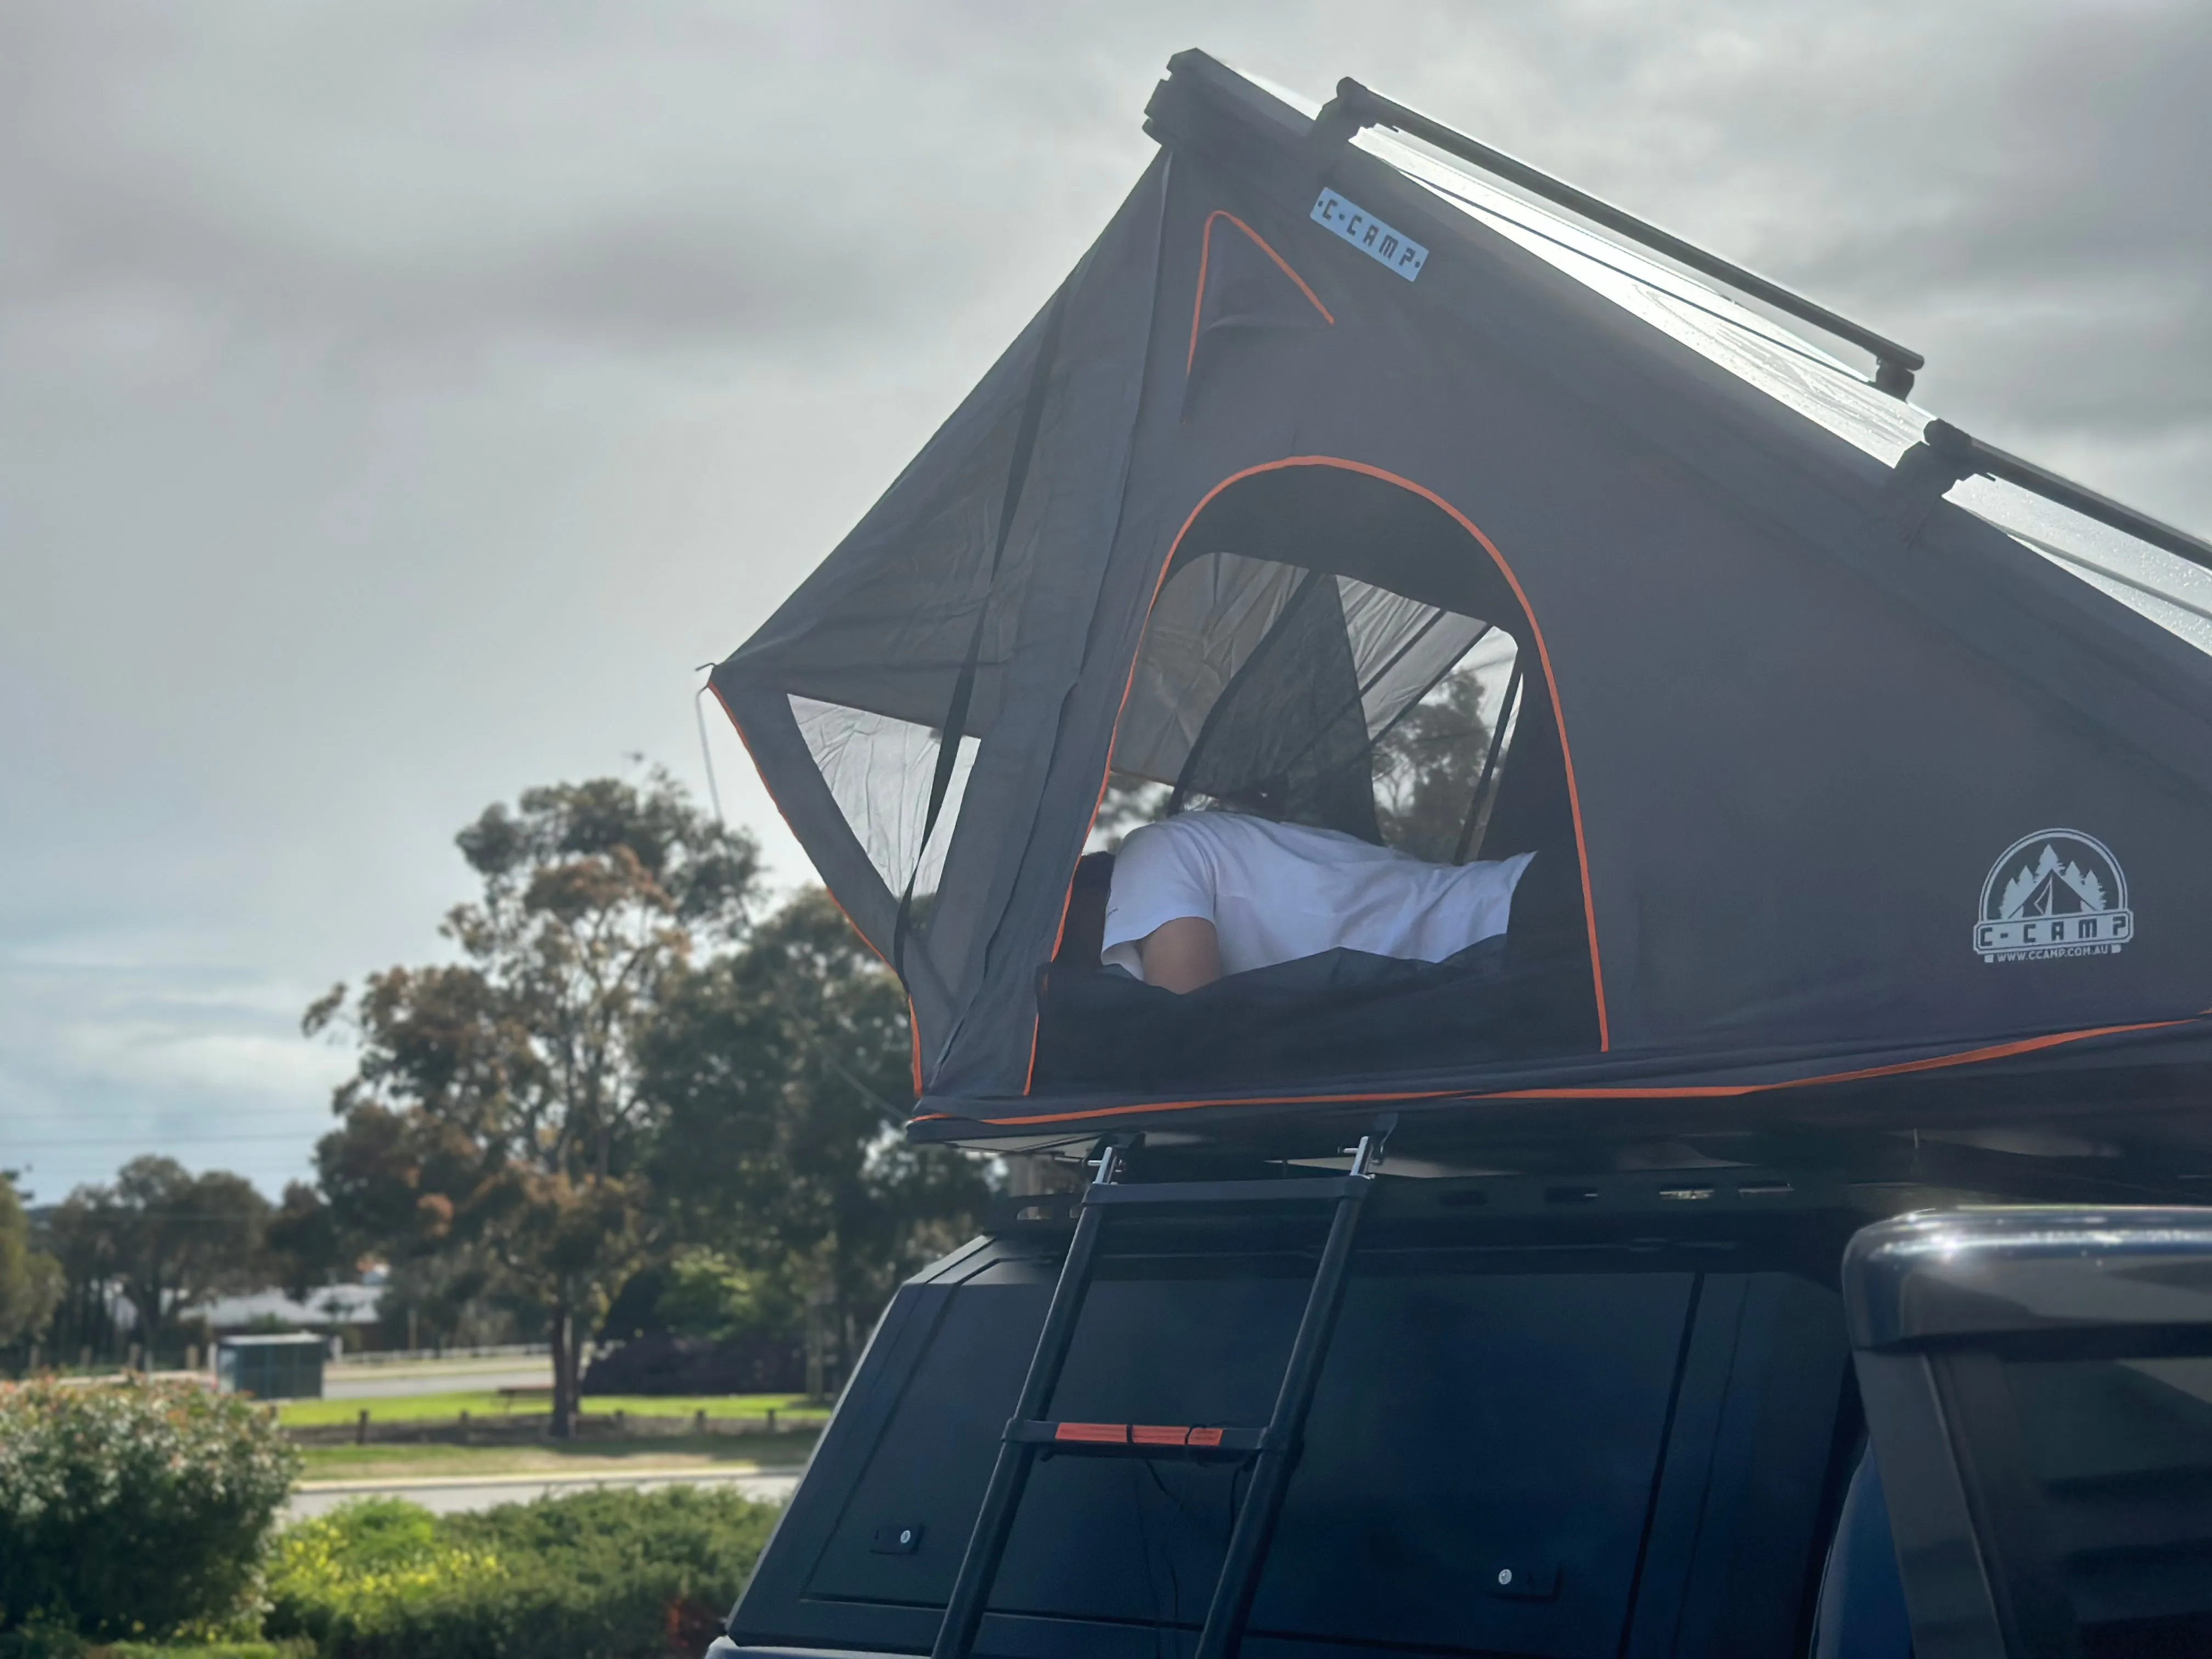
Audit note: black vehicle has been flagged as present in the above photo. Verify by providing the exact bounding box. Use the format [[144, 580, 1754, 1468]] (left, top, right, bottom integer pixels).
[[701, 52, 2212, 1659]]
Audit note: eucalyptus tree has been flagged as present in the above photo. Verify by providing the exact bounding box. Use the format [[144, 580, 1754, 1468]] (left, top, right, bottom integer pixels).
[[307, 771, 759, 1434]]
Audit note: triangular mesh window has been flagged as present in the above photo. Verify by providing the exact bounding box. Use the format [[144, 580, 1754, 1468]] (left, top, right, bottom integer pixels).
[[789, 695, 978, 907]]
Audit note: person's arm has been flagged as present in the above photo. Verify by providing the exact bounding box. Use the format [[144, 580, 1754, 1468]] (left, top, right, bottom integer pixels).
[[1138, 915, 1222, 994], [1102, 817, 1223, 990]]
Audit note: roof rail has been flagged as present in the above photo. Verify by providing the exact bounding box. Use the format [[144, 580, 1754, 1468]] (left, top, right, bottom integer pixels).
[[1923, 419, 2212, 574], [1314, 77, 1926, 399]]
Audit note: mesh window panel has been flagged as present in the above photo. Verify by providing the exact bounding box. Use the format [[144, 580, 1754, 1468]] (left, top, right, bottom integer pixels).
[[789, 695, 979, 907], [1113, 551, 1307, 788], [1336, 575, 1490, 735], [1375, 627, 1523, 863], [1113, 552, 1515, 856], [1173, 570, 1385, 839], [1949, 474, 2212, 661]]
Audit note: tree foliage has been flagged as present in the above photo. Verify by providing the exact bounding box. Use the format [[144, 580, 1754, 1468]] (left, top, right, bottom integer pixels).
[[43, 1158, 268, 1364], [1374, 663, 1503, 862], [304, 772, 760, 1432], [0, 1174, 60, 1353], [642, 889, 993, 1377], [303, 768, 998, 1409], [263, 1180, 347, 1302]]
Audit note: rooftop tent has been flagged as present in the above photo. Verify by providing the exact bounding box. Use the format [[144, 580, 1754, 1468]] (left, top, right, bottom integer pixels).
[[712, 52, 2212, 1139]]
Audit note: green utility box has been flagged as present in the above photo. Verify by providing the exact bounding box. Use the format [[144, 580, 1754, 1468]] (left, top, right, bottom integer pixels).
[[216, 1332, 327, 1400]]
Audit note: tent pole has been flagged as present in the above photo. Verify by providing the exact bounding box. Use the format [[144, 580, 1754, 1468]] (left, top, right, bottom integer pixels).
[[1313, 77, 1924, 399]]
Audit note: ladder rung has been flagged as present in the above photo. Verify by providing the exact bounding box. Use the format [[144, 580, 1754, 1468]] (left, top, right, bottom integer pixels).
[[1084, 1175, 1367, 1209], [1006, 1419, 1267, 1457]]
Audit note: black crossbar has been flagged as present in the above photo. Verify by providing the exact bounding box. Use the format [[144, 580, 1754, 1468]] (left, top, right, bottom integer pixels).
[[1314, 77, 1923, 398]]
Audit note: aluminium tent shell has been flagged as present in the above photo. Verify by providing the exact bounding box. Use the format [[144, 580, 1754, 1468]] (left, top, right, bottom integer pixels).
[[712, 52, 2212, 1140]]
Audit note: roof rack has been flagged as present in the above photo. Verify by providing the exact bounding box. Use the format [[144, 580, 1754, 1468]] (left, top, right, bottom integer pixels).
[[1922, 419, 2212, 575], [1314, 77, 1926, 399]]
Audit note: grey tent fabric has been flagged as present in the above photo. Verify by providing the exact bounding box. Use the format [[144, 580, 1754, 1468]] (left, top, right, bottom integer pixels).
[[714, 155, 1171, 1036], [713, 52, 2212, 1128]]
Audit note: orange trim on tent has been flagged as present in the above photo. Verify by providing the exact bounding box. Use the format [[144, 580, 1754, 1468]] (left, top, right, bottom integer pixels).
[[1187, 211, 1334, 373], [944, 1015, 2194, 1128], [1297, 460, 1609, 1047], [1474, 1018, 2185, 1099]]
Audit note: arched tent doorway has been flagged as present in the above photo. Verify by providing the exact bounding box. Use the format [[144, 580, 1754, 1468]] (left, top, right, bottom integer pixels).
[[1035, 460, 1604, 1092]]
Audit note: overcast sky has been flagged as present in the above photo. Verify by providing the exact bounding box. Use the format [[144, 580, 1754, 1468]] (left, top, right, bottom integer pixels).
[[5, 0, 2208, 1201]]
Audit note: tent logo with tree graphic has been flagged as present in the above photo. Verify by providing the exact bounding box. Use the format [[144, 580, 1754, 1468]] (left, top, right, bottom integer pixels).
[[1975, 830, 2131, 963]]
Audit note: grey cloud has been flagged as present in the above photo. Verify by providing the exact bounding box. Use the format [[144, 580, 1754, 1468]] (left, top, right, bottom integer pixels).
[[0, 1, 1154, 360], [1539, 2, 2212, 459]]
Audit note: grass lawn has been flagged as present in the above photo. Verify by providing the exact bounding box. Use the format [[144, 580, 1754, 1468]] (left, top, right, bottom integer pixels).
[[278, 1390, 832, 1427], [296, 1432, 817, 1482]]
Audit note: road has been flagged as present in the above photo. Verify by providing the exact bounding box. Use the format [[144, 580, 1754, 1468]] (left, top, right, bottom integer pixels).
[[287, 1464, 800, 1519], [323, 1355, 550, 1400]]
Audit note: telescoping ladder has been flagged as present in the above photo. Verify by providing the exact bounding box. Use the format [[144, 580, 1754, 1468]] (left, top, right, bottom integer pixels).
[[930, 1120, 1395, 1659]]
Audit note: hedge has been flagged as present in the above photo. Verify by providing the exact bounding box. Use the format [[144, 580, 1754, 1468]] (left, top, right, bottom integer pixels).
[[0, 1642, 311, 1659], [0, 1378, 298, 1643], [263, 1488, 781, 1658]]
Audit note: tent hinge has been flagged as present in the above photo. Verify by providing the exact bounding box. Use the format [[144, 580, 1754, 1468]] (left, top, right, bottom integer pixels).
[[1884, 435, 1978, 546]]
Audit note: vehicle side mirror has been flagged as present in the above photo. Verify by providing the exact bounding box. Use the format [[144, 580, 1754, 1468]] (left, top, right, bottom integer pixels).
[[1843, 1207, 2212, 1659]]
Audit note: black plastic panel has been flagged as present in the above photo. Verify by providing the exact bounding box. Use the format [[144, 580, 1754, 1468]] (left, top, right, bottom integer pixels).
[[735, 1207, 1854, 1659]]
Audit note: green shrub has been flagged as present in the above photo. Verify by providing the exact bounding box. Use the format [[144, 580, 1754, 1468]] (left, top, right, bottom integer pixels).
[[0, 1379, 299, 1642], [0, 1634, 312, 1659], [261, 1499, 503, 1651], [99, 1643, 313, 1658], [264, 1487, 780, 1658]]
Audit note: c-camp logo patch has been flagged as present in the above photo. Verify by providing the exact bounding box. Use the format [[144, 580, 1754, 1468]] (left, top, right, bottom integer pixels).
[[1311, 190, 1428, 280], [1974, 830, 2132, 963]]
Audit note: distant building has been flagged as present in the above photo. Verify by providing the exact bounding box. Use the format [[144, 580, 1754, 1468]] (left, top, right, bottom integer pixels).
[[183, 1284, 383, 1348]]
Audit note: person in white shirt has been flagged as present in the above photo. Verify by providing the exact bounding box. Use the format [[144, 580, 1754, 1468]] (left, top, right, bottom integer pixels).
[[1101, 810, 1536, 994]]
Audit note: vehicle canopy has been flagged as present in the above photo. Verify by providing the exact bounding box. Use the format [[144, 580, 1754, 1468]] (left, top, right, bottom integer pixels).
[[712, 52, 2212, 1146]]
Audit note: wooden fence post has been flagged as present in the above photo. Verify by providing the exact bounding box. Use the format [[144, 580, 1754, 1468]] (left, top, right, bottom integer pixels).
[[356, 1409, 369, 1446]]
